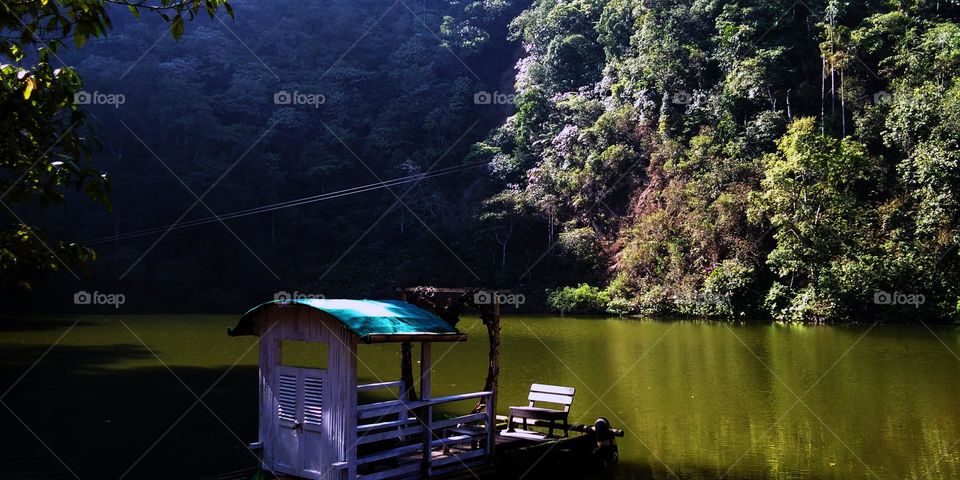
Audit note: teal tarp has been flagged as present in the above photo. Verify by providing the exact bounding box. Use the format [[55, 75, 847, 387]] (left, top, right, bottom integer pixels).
[[229, 298, 462, 341]]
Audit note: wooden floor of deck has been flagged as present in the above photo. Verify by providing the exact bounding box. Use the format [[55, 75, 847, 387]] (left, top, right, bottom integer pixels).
[[238, 428, 592, 480], [385, 429, 551, 470], [357, 428, 579, 479]]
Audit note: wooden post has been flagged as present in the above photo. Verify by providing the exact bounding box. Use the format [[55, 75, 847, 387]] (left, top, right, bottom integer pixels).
[[420, 343, 432, 401], [398, 377, 409, 442], [399, 289, 418, 402], [345, 336, 358, 480], [488, 298, 500, 456], [420, 342, 433, 476], [400, 341, 416, 401]]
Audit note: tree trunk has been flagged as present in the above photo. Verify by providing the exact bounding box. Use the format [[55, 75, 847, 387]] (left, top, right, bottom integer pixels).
[[840, 67, 846, 137], [473, 310, 501, 414], [821, 57, 826, 134], [495, 222, 513, 268], [786, 89, 792, 120]]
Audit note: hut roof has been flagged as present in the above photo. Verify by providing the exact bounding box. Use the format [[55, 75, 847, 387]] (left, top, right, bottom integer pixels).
[[228, 299, 466, 343]]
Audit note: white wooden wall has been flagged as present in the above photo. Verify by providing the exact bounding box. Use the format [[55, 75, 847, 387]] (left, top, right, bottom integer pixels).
[[256, 306, 358, 479]]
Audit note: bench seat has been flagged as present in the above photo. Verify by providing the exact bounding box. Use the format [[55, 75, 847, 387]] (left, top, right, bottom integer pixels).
[[506, 383, 575, 437]]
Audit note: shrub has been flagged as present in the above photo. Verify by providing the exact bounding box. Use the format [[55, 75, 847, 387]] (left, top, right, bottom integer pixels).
[[547, 283, 611, 314]]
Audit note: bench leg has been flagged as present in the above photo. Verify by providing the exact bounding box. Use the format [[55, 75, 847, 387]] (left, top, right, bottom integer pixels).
[[507, 415, 515, 432], [547, 420, 554, 438], [563, 418, 569, 438]]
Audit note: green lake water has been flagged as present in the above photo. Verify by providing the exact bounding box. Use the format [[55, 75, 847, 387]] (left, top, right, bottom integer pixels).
[[2, 314, 960, 479]]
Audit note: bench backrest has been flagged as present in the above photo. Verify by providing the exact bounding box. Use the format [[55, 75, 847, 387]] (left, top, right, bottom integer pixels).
[[527, 383, 575, 412]]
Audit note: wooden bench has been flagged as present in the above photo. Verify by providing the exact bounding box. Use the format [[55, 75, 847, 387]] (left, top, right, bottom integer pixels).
[[506, 383, 575, 437]]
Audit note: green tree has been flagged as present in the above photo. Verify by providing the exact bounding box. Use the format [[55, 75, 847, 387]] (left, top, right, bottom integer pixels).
[[0, 0, 231, 288], [750, 117, 875, 321]]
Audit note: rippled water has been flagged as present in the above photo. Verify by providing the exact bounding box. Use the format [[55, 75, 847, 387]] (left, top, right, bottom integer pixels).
[[2, 314, 959, 479]]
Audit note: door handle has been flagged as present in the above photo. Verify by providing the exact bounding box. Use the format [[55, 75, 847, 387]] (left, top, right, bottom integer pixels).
[[293, 421, 303, 432]]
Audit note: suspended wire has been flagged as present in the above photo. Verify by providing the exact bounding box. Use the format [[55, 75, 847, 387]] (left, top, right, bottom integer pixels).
[[85, 161, 486, 244], [85, 160, 488, 245]]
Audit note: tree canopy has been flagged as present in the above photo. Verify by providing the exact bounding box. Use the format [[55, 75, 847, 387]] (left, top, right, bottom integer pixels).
[[1, 0, 232, 288], [477, 0, 960, 322], [2, 0, 959, 322]]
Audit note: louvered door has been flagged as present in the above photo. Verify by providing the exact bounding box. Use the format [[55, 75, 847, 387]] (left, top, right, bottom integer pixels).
[[299, 369, 328, 478], [277, 373, 299, 423], [303, 376, 323, 426], [274, 367, 301, 475], [273, 366, 328, 478]]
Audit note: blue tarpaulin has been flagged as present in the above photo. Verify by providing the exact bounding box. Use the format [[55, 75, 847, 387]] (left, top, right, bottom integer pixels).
[[229, 298, 464, 342]]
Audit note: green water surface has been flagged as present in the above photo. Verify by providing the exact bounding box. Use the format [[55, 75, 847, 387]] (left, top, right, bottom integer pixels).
[[2, 315, 959, 479]]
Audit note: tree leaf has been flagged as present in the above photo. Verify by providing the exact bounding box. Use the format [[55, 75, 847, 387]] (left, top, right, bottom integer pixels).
[[74, 31, 86, 48], [171, 14, 184, 40], [23, 77, 35, 99]]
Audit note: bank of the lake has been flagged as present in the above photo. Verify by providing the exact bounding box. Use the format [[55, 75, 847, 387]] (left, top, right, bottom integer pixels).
[[2, 314, 959, 479]]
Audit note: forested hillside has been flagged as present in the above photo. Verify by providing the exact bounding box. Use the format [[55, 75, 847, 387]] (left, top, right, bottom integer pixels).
[[475, 0, 960, 322], [63, 0, 523, 300], [3, 0, 959, 322], [5, 0, 551, 310]]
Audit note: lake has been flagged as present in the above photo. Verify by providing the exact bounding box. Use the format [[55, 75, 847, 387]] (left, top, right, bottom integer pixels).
[[2, 314, 959, 479]]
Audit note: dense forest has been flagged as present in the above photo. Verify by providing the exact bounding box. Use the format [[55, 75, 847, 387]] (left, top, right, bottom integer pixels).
[[2, 0, 959, 322], [487, 0, 960, 322]]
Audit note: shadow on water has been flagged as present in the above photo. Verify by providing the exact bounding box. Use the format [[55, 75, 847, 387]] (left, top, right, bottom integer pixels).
[[0, 343, 779, 480], [0, 342, 259, 480], [0, 315, 100, 332]]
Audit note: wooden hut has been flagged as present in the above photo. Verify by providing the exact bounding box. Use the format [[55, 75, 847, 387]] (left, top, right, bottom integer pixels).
[[228, 298, 495, 480]]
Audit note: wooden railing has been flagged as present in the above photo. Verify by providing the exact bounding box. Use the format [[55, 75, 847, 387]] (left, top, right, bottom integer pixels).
[[357, 380, 406, 393], [354, 384, 494, 480]]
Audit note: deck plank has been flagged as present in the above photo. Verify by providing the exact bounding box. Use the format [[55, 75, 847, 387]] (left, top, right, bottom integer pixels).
[[497, 429, 549, 442]]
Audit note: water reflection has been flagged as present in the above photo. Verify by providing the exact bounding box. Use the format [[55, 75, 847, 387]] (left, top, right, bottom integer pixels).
[[357, 317, 960, 479], [1, 315, 959, 479]]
